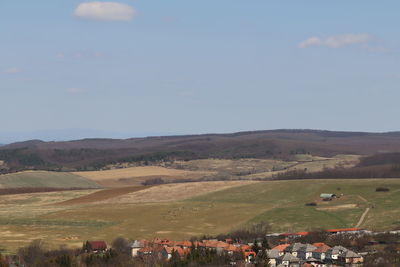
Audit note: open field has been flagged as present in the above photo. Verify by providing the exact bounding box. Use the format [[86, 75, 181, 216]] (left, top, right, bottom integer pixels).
[[100, 180, 257, 204], [244, 154, 360, 179], [0, 155, 360, 191], [75, 166, 214, 187], [57, 186, 150, 205], [167, 158, 295, 176], [0, 178, 400, 253], [0, 171, 101, 189]]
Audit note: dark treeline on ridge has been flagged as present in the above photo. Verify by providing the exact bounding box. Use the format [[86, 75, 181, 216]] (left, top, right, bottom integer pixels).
[[2, 129, 400, 173]]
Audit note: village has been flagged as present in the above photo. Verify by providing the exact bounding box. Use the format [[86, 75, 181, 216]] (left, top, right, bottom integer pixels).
[[80, 228, 375, 267]]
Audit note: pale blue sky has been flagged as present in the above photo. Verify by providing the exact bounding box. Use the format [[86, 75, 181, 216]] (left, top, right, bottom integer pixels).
[[1, 1, 400, 142]]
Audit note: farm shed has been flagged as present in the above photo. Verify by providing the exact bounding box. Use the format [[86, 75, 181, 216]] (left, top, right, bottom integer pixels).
[[320, 193, 337, 199]]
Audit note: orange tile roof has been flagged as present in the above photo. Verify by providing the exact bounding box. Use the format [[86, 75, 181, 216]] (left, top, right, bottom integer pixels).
[[175, 240, 192, 247], [313, 244, 331, 253], [271, 244, 290, 252], [202, 240, 230, 248], [295, 231, 309, 236], [224, 244, 240, 252], [326, 228, 361, 233], [312, 242, 326, 247], [163, 246, 191, 256]]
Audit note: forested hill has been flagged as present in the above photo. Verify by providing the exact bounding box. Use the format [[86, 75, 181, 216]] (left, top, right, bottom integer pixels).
[[2, 129, 400, 172]]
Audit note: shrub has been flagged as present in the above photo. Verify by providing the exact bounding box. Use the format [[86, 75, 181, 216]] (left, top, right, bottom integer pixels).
[[376, 187, 390, 192], [305, 202, 317, 206]]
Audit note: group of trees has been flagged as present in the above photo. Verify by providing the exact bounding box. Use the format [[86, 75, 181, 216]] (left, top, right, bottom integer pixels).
[[271, 163, 400, 180]]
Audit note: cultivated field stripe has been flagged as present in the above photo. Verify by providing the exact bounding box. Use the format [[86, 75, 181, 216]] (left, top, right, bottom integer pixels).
[[56, 186, 151, 205]]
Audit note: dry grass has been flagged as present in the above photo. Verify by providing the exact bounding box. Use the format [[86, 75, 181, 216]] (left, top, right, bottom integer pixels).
[[75, 166, 214, 187], [57, 186, 151, 205], [101, 180, 258, 204], [245, 155, 360, 179], [317, 204, 358, 211]]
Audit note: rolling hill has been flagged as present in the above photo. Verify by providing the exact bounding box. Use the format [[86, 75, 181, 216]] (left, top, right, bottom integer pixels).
[[2, 129, 400, 171]]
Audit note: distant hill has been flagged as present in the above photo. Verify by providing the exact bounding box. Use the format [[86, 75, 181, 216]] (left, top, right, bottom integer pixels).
[[2, 129, 400, 171]]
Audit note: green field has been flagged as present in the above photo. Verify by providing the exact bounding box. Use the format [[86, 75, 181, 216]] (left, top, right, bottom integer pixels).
[[0, 178, 400, 253], [0, 171, 101, 189]]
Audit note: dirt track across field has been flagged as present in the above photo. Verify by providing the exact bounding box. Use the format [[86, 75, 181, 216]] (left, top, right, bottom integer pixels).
[[57, 186, 151, 205]]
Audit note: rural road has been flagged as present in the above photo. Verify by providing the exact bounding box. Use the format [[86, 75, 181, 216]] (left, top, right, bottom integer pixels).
[[355, 207, 370, 228]]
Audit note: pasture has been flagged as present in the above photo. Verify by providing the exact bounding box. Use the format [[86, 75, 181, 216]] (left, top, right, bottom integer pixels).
[[75, 166, 214, 187], [0, 171, 101, 189], [0, 178, 400, 253]]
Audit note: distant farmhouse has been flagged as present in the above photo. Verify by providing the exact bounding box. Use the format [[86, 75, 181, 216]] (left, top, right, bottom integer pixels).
[[320, 193, 337, 201]]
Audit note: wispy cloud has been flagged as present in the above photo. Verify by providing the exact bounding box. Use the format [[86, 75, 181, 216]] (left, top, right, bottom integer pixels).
[[73, 2, 136, 21], [299, 34, 372, 48], [3, 67, 21, 74]]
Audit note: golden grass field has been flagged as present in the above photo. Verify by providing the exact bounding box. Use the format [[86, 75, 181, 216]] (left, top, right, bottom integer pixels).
[[75, 166, 215, 187]]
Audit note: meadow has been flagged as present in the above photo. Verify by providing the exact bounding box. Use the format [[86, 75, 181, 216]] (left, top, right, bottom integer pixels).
[[0, 171, 101, 189], [1, 178, 400, 253]]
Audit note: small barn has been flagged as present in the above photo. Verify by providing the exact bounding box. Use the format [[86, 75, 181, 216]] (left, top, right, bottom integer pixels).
[[320, 193, 337, 201]]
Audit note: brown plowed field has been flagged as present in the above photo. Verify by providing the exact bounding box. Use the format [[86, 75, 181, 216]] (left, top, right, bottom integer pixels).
[[57, 186, 151, 205]]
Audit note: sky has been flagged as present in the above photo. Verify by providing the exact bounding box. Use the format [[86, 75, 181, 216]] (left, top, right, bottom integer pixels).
[[1, 1, 400, 143]]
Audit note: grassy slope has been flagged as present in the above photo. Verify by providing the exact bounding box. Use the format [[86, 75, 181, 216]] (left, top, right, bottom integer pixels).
[[189, 179, 400, 232], [0, 171, 101, 189], [1, 179, 400, 253]]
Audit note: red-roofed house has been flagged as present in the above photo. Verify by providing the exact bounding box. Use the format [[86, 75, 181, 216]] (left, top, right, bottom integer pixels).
[[326, 228, 362, 234], [175, 240, 192, 248], [271, 244, 290, 256], [86, 241, 107, 252], [162, 246, 190, 260], [312, 244, 331, 260]]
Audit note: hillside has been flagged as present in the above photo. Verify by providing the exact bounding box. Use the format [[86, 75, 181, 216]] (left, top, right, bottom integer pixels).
[[0, 171, 101, 189], [1, 179, 399, 252], [2, 129, 400, 171]]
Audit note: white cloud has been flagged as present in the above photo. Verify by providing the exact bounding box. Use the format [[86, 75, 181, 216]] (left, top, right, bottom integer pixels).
[[66, 88, 85, 94], [3, 67, 21, 74], [299, 34, 372, 48], [73, 2, 136, 21]]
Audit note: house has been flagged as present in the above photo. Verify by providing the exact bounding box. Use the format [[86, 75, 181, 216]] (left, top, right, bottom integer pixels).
[[175, 240, 192, 248], [267, 249, 281, 267], [161, 246, 189, 260], [223, 244, 240, 255], [154, 238, 174, 247], [137, 247, 154, 257], [278, 253, 300, 267], [326, 245, 348, 260], [297, 244, 317, 260], [304, 258, 327, 267], [271, 244, 290, 256], [284, 243, 307, 257], [130, 240, 147, 257], [326, 228, 362, 235], [243, 249, 256, 263], [320, 193, 337, 200], [312, 243, 331, 260], [86, 241, 107, 253], [338, 250, 364, 265]]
